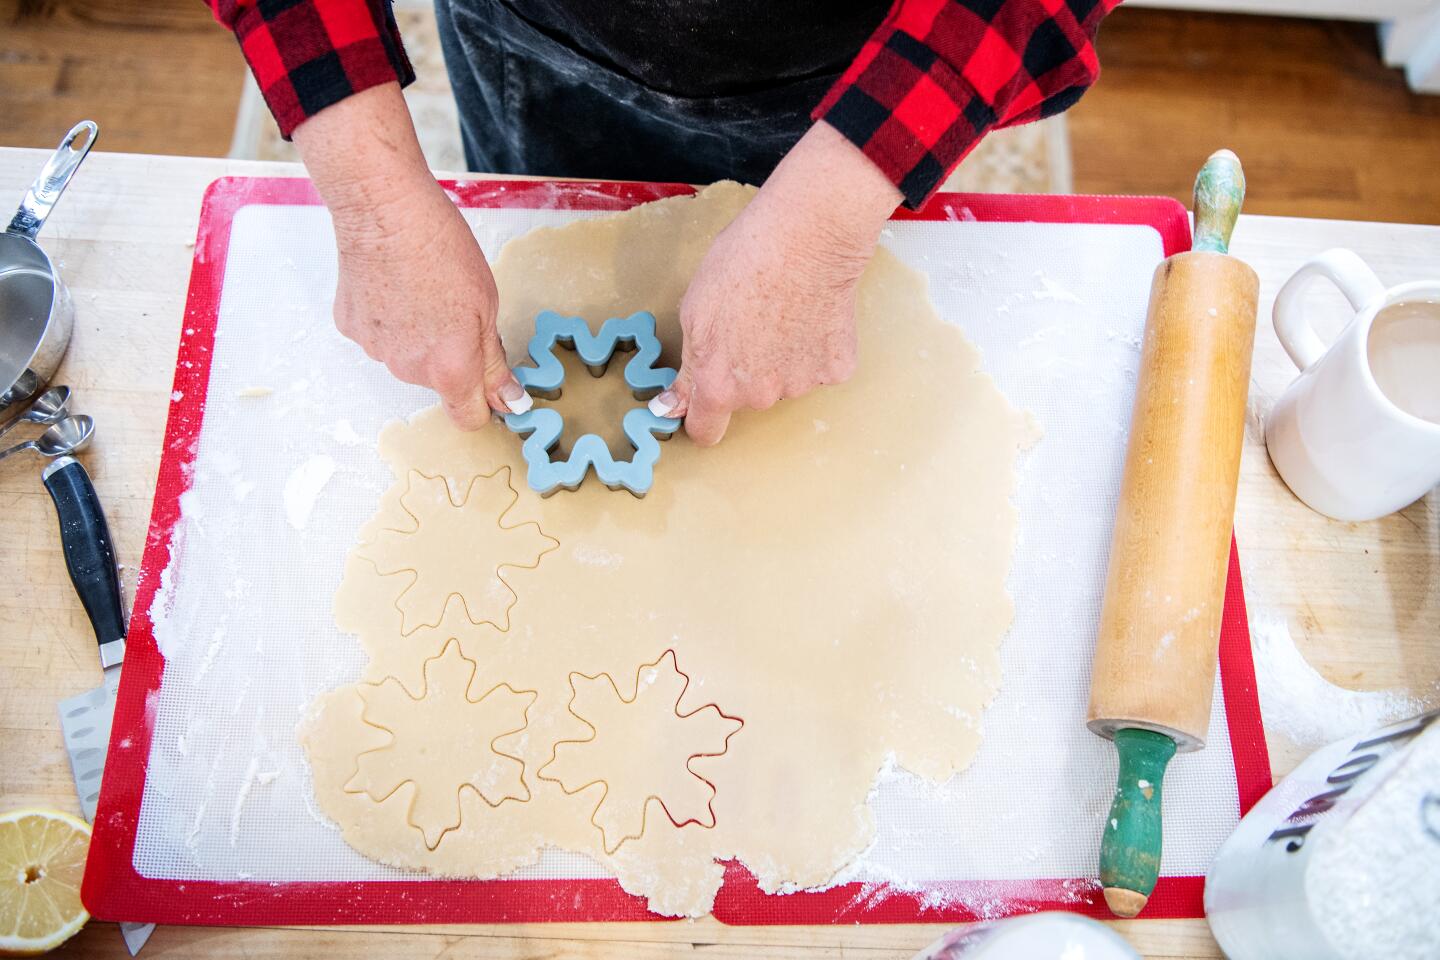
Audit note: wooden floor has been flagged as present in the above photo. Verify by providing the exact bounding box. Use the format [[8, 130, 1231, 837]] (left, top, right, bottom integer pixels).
[[0, 1, 1437, 218], [1070, 10, 1440, 224], [0, 0, 244, 158]]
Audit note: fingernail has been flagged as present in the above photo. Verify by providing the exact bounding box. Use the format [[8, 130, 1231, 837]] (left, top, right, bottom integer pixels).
[[501, 379, 533, 414], [648, 390, 677, 418]]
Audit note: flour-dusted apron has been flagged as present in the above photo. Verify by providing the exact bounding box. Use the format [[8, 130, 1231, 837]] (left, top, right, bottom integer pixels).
[[433, 0, 888, 184]]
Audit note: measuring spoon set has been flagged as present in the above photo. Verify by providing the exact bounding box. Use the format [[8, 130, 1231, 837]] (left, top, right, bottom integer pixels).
[[0, 383, 93, 463]]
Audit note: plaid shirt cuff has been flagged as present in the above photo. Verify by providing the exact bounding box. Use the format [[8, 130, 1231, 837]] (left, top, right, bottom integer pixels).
[[211, 0, 415, 139], [815, 0, 1117, 209]]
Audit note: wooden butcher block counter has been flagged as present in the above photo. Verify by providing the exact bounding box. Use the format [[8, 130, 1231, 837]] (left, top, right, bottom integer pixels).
[[0, 147, 1436, 959]]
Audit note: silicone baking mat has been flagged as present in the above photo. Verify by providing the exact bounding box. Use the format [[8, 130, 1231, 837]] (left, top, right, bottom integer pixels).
[[83, 178, 1271, 925]]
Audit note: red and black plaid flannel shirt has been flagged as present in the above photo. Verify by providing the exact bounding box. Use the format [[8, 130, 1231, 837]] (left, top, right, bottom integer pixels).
[[209, 0, 1118, 208], [814, 0, 1120, 205], [207, 0, 414, 134]]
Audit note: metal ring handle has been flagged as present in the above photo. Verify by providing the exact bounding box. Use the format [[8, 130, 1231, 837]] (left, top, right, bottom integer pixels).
[[6, 120, 99, 240]]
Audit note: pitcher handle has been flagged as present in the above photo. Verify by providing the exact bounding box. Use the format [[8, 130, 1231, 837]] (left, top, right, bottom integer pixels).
[[1272, 249, 1386, 370]]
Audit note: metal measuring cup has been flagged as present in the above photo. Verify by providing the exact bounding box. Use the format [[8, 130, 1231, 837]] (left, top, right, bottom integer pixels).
[[0, 121, 98, 409]]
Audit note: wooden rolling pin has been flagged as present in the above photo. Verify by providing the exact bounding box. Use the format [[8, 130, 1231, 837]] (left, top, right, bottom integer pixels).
[[1086, 149, 1259, 919]]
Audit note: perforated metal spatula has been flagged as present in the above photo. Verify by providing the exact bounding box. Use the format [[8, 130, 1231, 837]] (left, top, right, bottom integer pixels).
[[48, 454, 156, 954]]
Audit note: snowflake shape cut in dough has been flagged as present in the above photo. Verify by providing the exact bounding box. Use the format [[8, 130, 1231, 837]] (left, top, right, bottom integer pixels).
[[538, 650, 743, 854], [358, 469, 558, 635], [503, 310, 681, 498], [347, 638, 536, 849]]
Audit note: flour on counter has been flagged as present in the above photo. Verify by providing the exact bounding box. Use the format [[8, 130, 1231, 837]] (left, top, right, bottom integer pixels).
[[283, 456, 336, 531], [1251, 611, 1427, 749]]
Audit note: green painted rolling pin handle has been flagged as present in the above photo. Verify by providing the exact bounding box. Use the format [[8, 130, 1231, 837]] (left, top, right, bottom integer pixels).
[[1192, 148, 1245, 255], [1099, 728, 1177, 917]]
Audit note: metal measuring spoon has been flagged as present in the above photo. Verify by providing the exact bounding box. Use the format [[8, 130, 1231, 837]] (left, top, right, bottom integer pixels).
[[0, 385, 70, 442], [0, 414, 92, 464]]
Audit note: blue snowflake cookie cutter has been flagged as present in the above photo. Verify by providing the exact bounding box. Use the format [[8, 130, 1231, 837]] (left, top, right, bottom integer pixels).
[[503, 310, 680, 498]]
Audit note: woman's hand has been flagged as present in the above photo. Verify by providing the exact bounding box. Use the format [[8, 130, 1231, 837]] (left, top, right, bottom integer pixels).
[[329, 180, 524, 428], [650, 122, 902, 445], [294, 84, 527, 429]]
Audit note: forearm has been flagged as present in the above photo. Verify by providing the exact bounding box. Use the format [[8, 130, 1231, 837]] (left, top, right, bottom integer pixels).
[[292, 83, 519, 426], [292, 83, 436, 238], [770, 122, 903, 245]]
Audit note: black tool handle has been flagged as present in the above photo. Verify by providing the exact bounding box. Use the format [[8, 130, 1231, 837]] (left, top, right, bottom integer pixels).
[[43, 456, 126, 649]]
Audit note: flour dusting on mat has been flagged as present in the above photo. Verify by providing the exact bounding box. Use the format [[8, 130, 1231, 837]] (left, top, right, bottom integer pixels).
[[330, 419, 363, 446], [150, 494, 198, 662], [283, 455, 336, 531], [1033, 275, 1083, 304], [230, 756, 261, 847]]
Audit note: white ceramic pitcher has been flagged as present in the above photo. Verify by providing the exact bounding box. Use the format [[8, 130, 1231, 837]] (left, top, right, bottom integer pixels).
[[1266, 249, 1440, 521]]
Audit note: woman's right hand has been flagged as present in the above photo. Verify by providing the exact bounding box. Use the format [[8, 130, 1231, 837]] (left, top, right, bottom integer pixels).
[[294, 84, 528, 429]]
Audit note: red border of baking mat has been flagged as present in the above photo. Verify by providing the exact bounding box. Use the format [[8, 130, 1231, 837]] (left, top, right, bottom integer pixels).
[[82, 178, 1270, 925]]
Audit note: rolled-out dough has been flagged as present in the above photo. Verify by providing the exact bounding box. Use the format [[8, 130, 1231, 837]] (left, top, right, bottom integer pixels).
[[302, 181, 1035, 916], [348, 638, 535, 850]]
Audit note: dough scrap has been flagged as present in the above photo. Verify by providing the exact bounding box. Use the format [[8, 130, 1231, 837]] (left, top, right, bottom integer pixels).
[[303, 181, 1035, 916], [539, 650, 743, 854]]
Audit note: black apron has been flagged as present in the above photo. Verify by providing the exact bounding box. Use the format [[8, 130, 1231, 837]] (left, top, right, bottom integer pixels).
[[433, 0, 890, 185]]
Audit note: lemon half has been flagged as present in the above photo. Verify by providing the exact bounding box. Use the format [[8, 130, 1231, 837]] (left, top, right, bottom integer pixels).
[[0, 809, 91, 956]]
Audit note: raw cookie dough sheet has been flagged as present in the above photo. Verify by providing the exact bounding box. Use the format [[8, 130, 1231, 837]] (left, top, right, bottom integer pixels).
[[83, 179, 1270, 926]]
